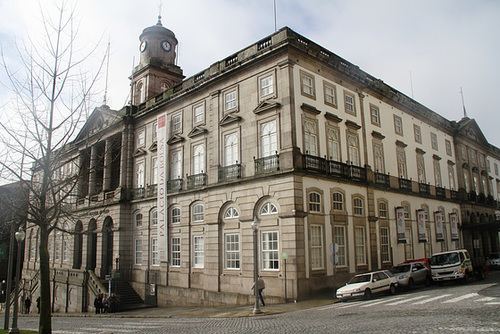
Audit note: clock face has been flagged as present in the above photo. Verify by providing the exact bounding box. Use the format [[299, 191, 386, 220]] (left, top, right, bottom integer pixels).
[[140, 41, 147, 52], [161, 40, 172, 52]]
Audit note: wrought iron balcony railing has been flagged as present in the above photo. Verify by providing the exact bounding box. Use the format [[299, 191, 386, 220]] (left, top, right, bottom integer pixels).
[[399, 177, 412, 191], [167, 179, 183, 193], [374, 172, 390, 187], [218, 164, 242, 182], [436, 187, 446, 198], [187, 173, 207, 190], [419, 183, 430, 195], [254, 154, 279, 175]]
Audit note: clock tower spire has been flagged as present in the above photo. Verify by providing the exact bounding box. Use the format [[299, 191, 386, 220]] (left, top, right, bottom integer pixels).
[[131, 15, 184, 105]]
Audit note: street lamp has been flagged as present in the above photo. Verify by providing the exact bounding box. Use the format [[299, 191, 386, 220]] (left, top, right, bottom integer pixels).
[[114, 254, 120, 295], [251, 219, 262, 315], [9, 228, 25, 334]]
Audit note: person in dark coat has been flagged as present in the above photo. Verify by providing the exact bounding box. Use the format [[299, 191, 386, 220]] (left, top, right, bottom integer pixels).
[[24, 296, 31, 314], [251, 276, 266, 306], [36, 296, 40, 313], [94, 294, 102, 314]]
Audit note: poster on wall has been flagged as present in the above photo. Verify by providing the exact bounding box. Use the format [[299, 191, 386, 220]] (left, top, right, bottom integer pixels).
[[157, 113, 168, 262], [450, 212, 459, 240], [434, 211, 444, 241], [416, 209, 427, 242], [395, 206, 406, 243]]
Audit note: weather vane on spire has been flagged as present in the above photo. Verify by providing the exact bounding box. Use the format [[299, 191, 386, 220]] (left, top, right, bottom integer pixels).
[[157, 1, 163, 26]]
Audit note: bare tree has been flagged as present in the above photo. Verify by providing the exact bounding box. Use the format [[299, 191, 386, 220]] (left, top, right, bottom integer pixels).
[[0, 1, 106, 333]]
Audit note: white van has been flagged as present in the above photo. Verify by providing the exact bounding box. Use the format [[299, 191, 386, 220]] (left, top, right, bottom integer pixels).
[[430, 249, 473, 283]]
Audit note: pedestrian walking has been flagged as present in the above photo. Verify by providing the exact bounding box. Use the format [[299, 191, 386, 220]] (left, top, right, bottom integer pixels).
[[251, 276, 266, 306], [36, 296, 40, 313], [24, 296, 31, 314]]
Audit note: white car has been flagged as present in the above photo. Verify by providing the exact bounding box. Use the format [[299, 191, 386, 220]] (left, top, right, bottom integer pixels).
[[336, 270, 398, 301]]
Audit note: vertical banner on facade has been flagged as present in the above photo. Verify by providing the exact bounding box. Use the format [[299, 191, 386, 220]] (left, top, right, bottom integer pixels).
[[450, 212, 459, 241], [434, 211, 444, 241], [395, 206, 406, 243], [157, 113, 168, 262], [416, 209, 427, 242]]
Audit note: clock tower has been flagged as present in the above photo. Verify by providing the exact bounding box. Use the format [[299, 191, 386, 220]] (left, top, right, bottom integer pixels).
[[131, 15, 184, 105]]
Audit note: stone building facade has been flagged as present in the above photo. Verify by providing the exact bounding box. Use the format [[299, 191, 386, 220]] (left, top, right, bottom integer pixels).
[[21, 20, 500, 312]]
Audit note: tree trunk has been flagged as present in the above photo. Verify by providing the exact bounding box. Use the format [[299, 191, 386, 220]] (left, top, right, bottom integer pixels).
[[38, 225, 52, 334]]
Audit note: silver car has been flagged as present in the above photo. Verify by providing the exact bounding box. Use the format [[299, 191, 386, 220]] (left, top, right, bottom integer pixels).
[[390, 262, 431, 289], [487, 252, 500, 270]]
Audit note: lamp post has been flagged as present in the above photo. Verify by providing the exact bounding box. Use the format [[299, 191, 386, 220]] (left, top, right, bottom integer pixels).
[[114, 254, 120, 295], [251, 219, 262, 315], [9, 228, 25, 334]]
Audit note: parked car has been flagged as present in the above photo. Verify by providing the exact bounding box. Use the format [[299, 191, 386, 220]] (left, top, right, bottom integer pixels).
[[486, 252, 500, 270], [390, 261, 432, 289], [430, 249, 473, 283], [336, 270, 398, 301]]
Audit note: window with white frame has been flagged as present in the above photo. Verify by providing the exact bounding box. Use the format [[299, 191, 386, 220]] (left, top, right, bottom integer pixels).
[[152, 122, 157, 142], [135, 213, 143, 227], [333, 226, 346, 266], [448, 164, 456, 190], [433, 158, 442, 187], [394, 115, 403, 136], [309, 192, 321, 212], [193, 143, 205, 174], [260, 75, 274, 98], [397, 147, 407, 179], [373, 142, 385, 173], [193, 104, 205, 125], [171, 236, 180, 267], [310, 225, 324, 270], [304, 120, 318, 156], [431, 133, 438, 150], [261, 202, 278, 215], [193, 235, 204, 268], [445, 140, 452, 156], [62, 240, 68, 262], [370, 104, 380, 126], [327, 127, 341, 161], [171, 207, 181, 223], [224, 207, 239, 219], [225, 233, 240, 269], [225, 90, 237, 111], [347, 133, 360, 166], [381, 227, 390, 262], [332, 192, 344, 211], [413, 124, 422, 144], [151, 237, 159, 265], [324, 82, 337, 107], [151, 209, 158, 225], [405, 228, 413, 260], [135, 239, 143, 265], [137, 128, 145, 148], [171, 150, 182, 180], [193, 204, 204, 222], [301, 71, 315, 98], [260, 120, 277, 157], [353, 197, 363, 215], [417, 153, 426, 183], [135, 161, 145, 188], [403, 203, 411, 220], [355, 226, 366, 265], [262, 231, 279, 270], [152, 156, 158, 185], [344, 92, 356, 115], [172, 113, 182, 134], [379, 201, 388, 218], [224, 132, 239, 166]]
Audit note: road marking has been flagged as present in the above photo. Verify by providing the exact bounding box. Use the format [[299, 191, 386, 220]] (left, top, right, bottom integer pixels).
[[485, 302, 500, 305], [414, 294, 452, 305], [360, 297, 404, 307], [385, 295, 429, 306], [336, 299, 381, 309], [475, 297, 496, 302], [442, 293, 478, 303]]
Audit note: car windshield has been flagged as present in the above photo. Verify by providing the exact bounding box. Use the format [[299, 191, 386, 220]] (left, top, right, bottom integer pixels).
[[488, 253, 500, 259], [430, 253, 460, 266], [391, 264, 411, 273], [348, 274, 371, 284]]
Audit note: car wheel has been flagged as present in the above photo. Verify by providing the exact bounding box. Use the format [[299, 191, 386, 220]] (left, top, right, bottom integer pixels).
[[364, 288, 372, 300], [408, 278, 414, 290], [389, 284, 397, 295]]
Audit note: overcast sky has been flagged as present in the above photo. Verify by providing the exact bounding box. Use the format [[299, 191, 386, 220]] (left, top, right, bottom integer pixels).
[[1, 0, 499, 147]]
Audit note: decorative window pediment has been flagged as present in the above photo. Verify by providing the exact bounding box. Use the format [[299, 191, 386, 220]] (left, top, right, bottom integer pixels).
[[133, 148, 147, 157], [188, 126, 208, 138], [416, 148, 426, 155], [301, 103, 321, 115], [371, 131, 385, 140], [149, 141, 157, 152], [219, 114, 242, 127], [345, 120, 361, 130], [167, 134, 185, 145], [396, 140, 407, 148], [324, 112, 342, 123], [254, 100, 281, 114]]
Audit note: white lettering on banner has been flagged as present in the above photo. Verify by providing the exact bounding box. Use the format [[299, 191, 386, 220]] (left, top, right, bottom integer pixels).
[[157, 113, 168, 262], [396, 206, 406, 243], [450, 212, 459, 240], [416, 209, 427, 242], [434, 211, 444, 241]]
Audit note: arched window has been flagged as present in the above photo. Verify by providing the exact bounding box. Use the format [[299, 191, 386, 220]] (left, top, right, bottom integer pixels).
[[309, 192, 321, 212], [135, 213, 143, 227], [193, 204, 204, 222], [402, 203, 411, 220], [261, 202, 278, 215], [171, 207, 181, 223], [378, 201, 388, 218], [353, 197, 363, 215], [332, 192, 344, 211], [151, 209, 158, 225], [224, 207, 239, 219]]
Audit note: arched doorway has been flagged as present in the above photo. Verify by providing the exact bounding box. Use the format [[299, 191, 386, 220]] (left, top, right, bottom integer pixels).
[[86, 219, 97, 271], [73, 221, 83, 269], [101, 217, 113, 277]]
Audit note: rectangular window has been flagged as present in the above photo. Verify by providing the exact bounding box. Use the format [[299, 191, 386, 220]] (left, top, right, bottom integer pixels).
[[373, 142, 385, 173], [431, 133, 438, 150], [413, 124, 422, 143], [309, 192, 321, 212], [135, 213, 143, 227], [310, 225, 324, 270], [304, 120, 318, 156], [333, 226, 346, 266], [171, 237, 181, 267], [370, 104, 380, 126], [225, 90, 237, 111], [137, 128, 145, 148], [172, 113, 182, 134], [353, 198, 363, 215], [378, 202, 388, 218], [151, 237, 159, 265], [397, 147, 407, 178], [225, 233, 240, 269], [135, 161, 145, 188], [495, 163, 499, 176], [135, 239, 142, 265], [260, 120, 277, 157], [347, 133, 360, 166], [193, 143, 205, 174], [355, 227, 366, 265], [224, 132, 239, 166], [193, 236, 204, 268], [344, 92, 356, 115], [262, 231, 279, 270], [301, 71, 315, 98], [327, 127, 341, 161], [152, 156, 158, 185], [445, 140, 452, 156], [381, 227, 390, 263], [417, 154, 426, 183], [405, 228, 413, 260], [152, 122, 157, 142], [193, 104, 205, 124], [324, 82, 337, 107], [434, 159, 442, 187], [55, 239, 60, 261], [63, 240, 68, 262], [394, 115, 403, 135], [260, 75, 274, 98], [171, 150, 182, 180], [448, 164, 456, 190]]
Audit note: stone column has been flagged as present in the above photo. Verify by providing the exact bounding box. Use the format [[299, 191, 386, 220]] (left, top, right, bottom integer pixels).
[[103, 138, 113, 191], [88, 145, 98, 195]]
